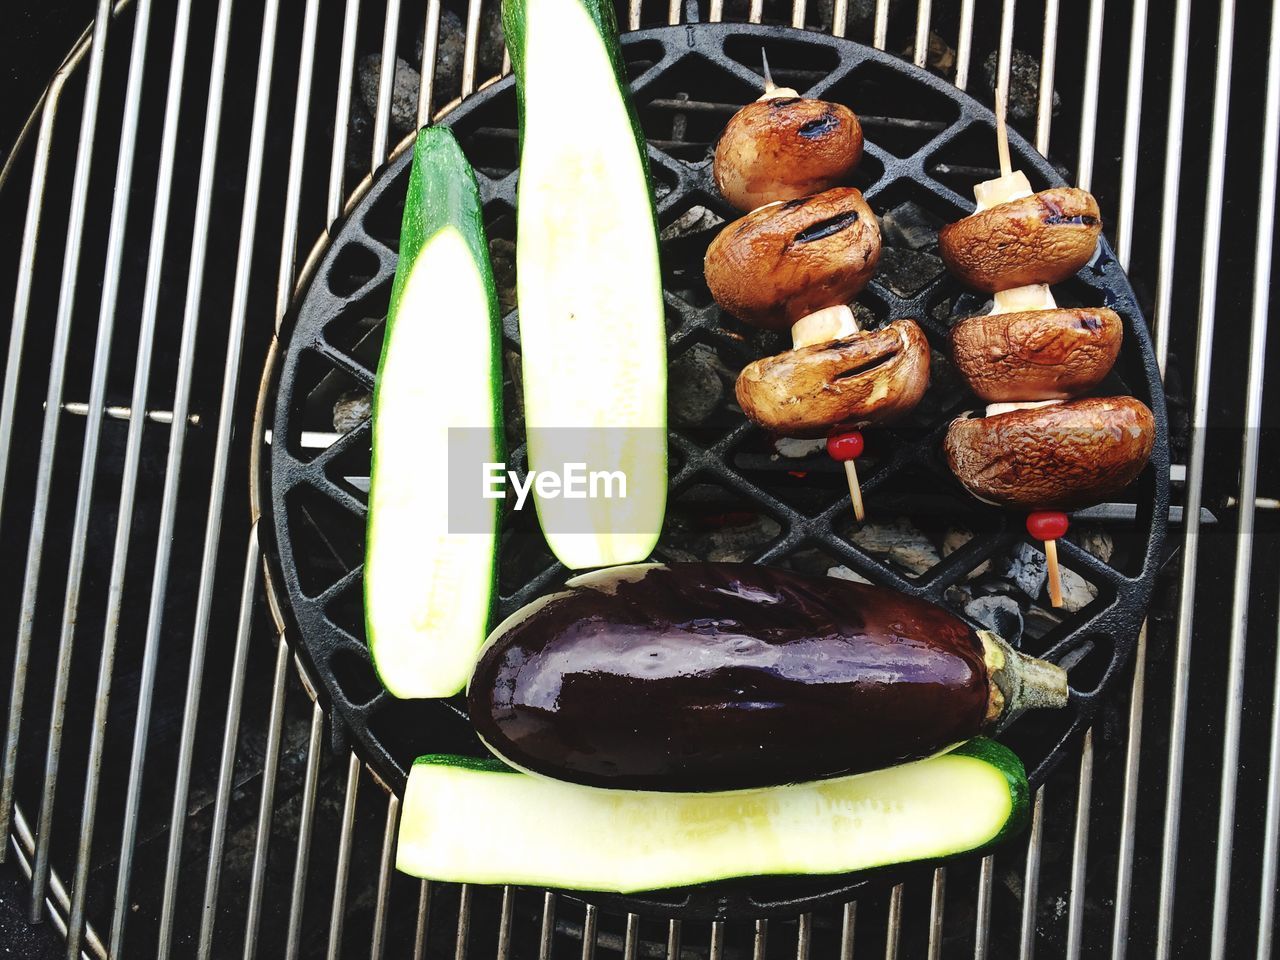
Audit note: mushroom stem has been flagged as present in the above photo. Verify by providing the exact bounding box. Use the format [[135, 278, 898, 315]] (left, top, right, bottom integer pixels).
[[1045, 538, 1064, 608], [757, 48, 800, 101], [791, 304, 859, 348], [843, 460, 866, 522], [990, 282, 1058, 314]]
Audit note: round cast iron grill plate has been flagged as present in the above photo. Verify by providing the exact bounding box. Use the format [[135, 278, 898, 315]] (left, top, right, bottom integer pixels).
[[259, 22, 1169, 920]]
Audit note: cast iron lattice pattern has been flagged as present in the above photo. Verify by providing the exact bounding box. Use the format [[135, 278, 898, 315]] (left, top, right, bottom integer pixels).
[[265, 21, 1168, 918]]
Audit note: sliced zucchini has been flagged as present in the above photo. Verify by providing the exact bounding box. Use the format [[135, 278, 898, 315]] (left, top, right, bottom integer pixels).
[[397, 739, 1028, 892], [504, 0, 668, 570], [365, 126, 503, 699]]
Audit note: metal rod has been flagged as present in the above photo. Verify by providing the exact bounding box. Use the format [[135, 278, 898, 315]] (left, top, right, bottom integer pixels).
[[913, 0, 931, 68], [455, 884, 474, 960], [749, 0, 763, 25], [754, 919, 769, 960], [1212, 2, 1278, 951], [373, 0, 403, 165], [62, 0, 195, 912], [241, 640, 291, 960], [622, 914, 639, 960], [195, 528, 260, 960], [1019, 789, 1046, 960], [1035, 0, 1059, 155], [995, 0, 1015, 178], [668, 0, 680, 25], [792, 0, 807, 30], [329, 0, 361, 225], [832, 0, 847, 36], [710, 0, 723, 23], [884, 886, 902, 960], [540, 893, 559, 960], [284, 703, 326, 960], [106, 0, 236, 945], [1156, 3, 1237, 957], [1076, 0, 1105, 191], [155, 0, 295, 951], [1260, 592, 1280, 960], [873, 0, 888, 49], [462, 0, 482, 96], [0, 0, 113, 869], [839, 904, 855, 960], [419, 0, 442, 127], [30, 0, 151, 925], [327, 753, 363, 960], [629, 0, 642, 31], [1114, 0, 1148, 266], [797, 913, 812, 960], [413, 880, 432, 960], [927, 867, 946, 960], [370, 792, 400, 960], [954, 0, 975, 90], [1153, 0, 1192, 374], [1066, 730, 1094, 960], [497, 887, 515, 960], [1110, 624, 1148, 960], [974, 855, 994, 960], [582, 905, 599, 960], [665, 919, 680, 960]]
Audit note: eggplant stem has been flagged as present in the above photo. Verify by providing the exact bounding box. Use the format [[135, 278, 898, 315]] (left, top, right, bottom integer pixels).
[[979, 630, 1069, 732]]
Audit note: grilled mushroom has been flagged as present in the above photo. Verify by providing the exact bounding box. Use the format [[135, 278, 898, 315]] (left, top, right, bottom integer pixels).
[[944, 396, 1155, 510], [938, 187, 1102, 293], [704, 188, 880, 329], [736, 317, 930, 437], [714, 98, 864, 211], [950, 306, 1122, 402]]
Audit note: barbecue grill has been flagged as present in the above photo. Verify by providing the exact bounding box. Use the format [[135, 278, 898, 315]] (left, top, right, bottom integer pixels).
[[0, 0, 1276, 958]]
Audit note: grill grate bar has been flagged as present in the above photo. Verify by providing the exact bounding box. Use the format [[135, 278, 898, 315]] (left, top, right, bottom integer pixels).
[[1153, 0, 1193, 375], [242, 640, 291, 960], [1065, 730, 1095, 960], [415, 880, 434, 960], [973, 856, 993, 960], [926, 868, 944, 960], [1110, 625, 1148, 960], [796, 912, 812, 960], [284, 703, 326, 960], [196, 526, 263, 960], [1212, 2, 1280, 953], [954, 0, 975, 89], [541, 893, 560, 960], [0, 0, 113, 879], [456, 883, 475, 960], [152, 0, 290, 950], [106, 0, 236, 944], [754, 918, 769, 960], [330, 0, 362, 225], [420, 0, 444, 127], [8, 804, 104, 959], [1035, 0, 1058, 154], [912, 0, 930, 67], [328, 752, 364, 960], [373, 0, 404, 166], [1156, 1, 1238, 956], [883, 886, 901, 960], [497, 886, 516, 960], [623, 913, 640, 960], [1019, 789, 1046, 960], [370, 791, 400, 960]]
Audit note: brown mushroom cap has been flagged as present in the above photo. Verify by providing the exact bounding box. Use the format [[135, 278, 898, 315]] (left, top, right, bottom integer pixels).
[[944, 396, 1155, 510], [714, 98, 864, 212], [735, 319, 930, 437], [938, 188, 1102, 292], [705, 188, 881, 329], [950, 307, 1123, 402]]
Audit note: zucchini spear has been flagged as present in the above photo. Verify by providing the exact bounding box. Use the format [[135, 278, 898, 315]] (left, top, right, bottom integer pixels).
[[503, 0, 668, 570], [365, 127, 503, 699], [397, 739, 1029, 893]]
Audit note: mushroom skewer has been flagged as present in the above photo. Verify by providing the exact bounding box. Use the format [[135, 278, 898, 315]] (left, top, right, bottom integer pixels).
[[712, 51, 864, 212], [937, 38, 1150, 608]]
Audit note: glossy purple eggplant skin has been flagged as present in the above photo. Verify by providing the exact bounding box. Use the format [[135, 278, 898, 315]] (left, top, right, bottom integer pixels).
[[467, 563, 991, 791]]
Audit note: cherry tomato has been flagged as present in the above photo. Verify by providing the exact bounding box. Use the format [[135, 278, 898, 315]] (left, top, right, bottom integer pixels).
[[1026, 511, 1069, 541], [826, 430, 865, 462]]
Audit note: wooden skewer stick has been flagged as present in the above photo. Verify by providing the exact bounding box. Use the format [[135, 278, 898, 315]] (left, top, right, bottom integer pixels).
[[1027, 512, 1069, 609], [827, 430, 866, 522]]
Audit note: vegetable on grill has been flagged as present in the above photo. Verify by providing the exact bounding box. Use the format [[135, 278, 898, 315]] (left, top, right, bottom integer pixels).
[[704, 187, 880, 329], [467, 563, 1068, 791], [396, 739, 1029, 893], [365, 127, 502, 699], [502, 0, 667, 570], [944, 396, 1156, 510]]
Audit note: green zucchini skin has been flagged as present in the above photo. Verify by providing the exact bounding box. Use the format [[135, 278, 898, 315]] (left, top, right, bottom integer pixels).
[[501, 0, 668, 570], [365, 126, 504, 699], [396, 739, 1029, 893]]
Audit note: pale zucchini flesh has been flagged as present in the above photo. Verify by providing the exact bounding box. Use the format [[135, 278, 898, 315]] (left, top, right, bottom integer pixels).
[[505, 0, 668, 570], [397, 740, 1028, 893], [365, 127, 503, 699]]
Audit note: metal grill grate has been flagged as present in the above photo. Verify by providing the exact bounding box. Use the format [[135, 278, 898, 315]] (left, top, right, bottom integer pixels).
[[0, 0, 1277, 958]]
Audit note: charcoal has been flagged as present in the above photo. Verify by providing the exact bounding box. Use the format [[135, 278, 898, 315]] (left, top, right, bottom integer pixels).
[[358, 54, 422, 136], [965, 594, 1024, 646], [670, 344, 727, 426]]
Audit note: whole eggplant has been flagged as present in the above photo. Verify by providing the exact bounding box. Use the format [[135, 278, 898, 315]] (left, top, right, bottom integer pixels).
[[468, 563, 1067, 791]]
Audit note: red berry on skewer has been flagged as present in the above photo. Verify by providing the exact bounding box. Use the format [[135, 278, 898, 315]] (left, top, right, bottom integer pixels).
[[1027, 511, 1069, 608], [827, 429, 866, 522]]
